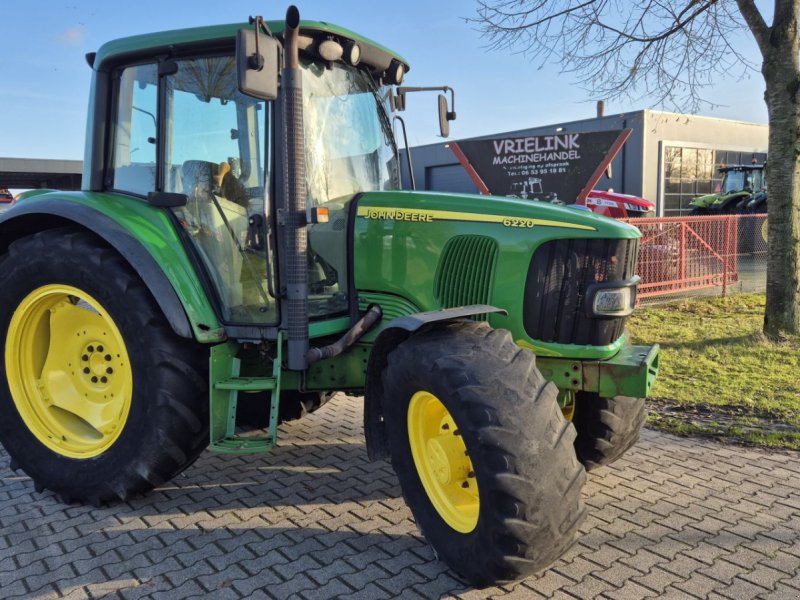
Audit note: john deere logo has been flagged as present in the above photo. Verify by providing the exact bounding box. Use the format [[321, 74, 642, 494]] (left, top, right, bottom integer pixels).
[[365, 209, 434, 222]]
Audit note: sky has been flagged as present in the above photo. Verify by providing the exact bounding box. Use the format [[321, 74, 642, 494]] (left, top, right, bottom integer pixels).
[[0, 0, 769, 162]]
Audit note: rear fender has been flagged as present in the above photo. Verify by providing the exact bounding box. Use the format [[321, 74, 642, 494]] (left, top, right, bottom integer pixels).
[[0, 195, 223, 342]]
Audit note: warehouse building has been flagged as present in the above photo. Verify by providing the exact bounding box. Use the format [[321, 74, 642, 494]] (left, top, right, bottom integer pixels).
[[404, 109, 768, 217]]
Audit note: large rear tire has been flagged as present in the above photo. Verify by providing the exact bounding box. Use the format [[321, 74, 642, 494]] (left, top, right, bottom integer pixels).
[[0, 229, 208, 504], [572, 392, 646, 471], [382, 321, 586, 587]]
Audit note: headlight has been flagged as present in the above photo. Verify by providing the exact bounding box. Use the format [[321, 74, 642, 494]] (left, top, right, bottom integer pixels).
[[586, 277, 639, 317]]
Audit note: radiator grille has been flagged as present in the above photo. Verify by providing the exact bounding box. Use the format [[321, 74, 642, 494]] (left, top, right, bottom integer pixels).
[[524, 238, 639, 346], [434, 235, 498, 318]]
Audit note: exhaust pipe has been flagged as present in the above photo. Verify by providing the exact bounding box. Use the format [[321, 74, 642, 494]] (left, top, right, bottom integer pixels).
[[308, 304, 383, 364], [282, 5, 309, 370]]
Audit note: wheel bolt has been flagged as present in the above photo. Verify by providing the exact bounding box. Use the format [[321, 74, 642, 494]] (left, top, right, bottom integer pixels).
[[104, 354, 112, 361], [461, 481, 469, 488], [91, 376, 98, 383], [468, 471, 475, 478], [106, 367, 113, 374], [100, 376, 107, 384], [82, 355, 89, 362], [442, 423, 450, 430], [97, 345, 104, 353], [453, 430, 461, 436], [87, 345, 94, 352], [83, 367, 90, 374]]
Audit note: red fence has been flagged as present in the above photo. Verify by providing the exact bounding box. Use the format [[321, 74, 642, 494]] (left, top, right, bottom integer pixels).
[[622, 214, 768, 304]]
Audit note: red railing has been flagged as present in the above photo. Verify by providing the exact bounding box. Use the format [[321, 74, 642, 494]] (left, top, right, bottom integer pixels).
[[622, 214, 767, 303]]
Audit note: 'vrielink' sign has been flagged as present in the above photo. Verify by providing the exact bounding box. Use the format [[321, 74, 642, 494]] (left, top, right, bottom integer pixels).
[[456, 130, 623, 203]]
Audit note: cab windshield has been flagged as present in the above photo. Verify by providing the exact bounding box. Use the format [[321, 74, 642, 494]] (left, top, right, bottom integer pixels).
[[721, 170, 746, 194], [302, 61, 400, 206]]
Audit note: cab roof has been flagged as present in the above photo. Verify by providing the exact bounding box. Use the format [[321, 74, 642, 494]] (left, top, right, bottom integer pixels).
[[93, 19, 409, 74]]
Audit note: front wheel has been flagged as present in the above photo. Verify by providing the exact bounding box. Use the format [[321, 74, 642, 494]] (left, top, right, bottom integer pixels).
[[0, 229, 208, 504], [382, 321, 586, 587], [572, 392, 647, 471]]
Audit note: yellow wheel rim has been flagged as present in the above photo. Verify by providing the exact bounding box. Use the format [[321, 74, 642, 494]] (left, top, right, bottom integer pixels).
[[5, 284, 133, 459], [558, 389, 576, 422], [408, 390, 479, 533]]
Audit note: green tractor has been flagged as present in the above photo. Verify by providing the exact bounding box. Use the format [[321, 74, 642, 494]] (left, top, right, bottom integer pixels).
[[0, 7, 659, 586], [689, 164, 766, 215]]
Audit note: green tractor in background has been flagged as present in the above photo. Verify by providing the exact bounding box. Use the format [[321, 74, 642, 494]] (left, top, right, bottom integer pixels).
[[0, 7, 659, 586], [689, 164, 766, 215]]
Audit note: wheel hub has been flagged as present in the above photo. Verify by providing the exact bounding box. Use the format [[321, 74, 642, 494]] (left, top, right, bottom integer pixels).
[[83, 343, 116, 386]]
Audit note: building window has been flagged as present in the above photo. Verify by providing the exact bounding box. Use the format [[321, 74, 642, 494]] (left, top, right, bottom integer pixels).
[[663, 146, 767, 216]]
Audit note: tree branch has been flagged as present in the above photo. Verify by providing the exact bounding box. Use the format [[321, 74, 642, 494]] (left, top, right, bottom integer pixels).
[[592, 1, 717, 44], [734, 0, 770, 55]]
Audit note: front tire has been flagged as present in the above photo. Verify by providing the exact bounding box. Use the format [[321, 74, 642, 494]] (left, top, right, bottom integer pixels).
[[0, 229, 208, 504], [382, 321, 586, 587], [572, 392, 646, 471]]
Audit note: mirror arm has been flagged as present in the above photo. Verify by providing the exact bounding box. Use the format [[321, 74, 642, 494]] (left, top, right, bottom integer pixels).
[[445, 86, 456, 121], [396, 86, 456, 116]]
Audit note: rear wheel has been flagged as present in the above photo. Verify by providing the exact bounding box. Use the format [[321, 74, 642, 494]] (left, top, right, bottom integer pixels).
[[0, 229, 208, 503], [572, 392, 646, 471], [382, 321, 586, 587]]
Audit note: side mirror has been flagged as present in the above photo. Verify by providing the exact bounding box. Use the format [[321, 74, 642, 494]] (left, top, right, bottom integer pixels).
[[438, 94, 450, 138], [236, 28, 279, 100]]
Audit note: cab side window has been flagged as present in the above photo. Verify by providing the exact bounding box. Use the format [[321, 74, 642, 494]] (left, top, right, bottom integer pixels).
[[109, 64, 158, 196]]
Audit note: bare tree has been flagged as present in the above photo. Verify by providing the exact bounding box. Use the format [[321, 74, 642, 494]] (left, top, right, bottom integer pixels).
[[471, 0, 800, 338]]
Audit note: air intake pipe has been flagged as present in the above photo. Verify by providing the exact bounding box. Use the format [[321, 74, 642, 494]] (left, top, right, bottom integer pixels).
[[282, 5, 309, 370]]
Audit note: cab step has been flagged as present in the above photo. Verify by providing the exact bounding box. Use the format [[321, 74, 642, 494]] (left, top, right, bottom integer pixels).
[[209, 334, 282, 455], [215, 377, 277, 391]]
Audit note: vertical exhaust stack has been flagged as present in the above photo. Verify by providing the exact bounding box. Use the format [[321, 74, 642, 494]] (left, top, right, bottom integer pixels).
[[282, 5, 309, 370]]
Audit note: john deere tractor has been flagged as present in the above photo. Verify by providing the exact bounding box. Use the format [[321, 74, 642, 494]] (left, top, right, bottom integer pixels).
[[0, 7, 659, 586]]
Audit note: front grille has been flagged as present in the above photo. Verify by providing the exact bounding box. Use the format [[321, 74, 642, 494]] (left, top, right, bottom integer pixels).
[[524, 238, 639, 346]]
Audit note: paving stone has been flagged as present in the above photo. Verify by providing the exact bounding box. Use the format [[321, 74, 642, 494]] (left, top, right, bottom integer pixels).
[[603, 580, 659, 600], [717, 576, 771, 600], [737, 565, 787, 591], [632, 566, 689, 594], [673, 572, 728, 597], [762, 583, 800, 600], [560, 573, 617, 598], [594, 562, 645, 587], [698, 558, 749, 584]]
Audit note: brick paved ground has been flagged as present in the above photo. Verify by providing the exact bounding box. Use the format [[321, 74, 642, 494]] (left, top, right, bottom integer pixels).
[[1, 394, 798, 599]]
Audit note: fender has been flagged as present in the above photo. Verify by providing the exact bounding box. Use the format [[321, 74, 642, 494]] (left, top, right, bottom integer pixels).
[[364, 304, 506, 461], [0, 195, 223, 342]]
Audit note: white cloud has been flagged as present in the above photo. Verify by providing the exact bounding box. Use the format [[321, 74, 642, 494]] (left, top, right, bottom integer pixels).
[[56, 26, 86, 46]]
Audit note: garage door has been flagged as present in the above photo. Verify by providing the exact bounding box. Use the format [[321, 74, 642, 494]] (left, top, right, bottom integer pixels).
[[425, 164, 478, 194]]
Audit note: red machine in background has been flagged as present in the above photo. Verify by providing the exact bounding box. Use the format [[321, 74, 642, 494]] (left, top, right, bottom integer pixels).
[[584, 189, 655, 219]]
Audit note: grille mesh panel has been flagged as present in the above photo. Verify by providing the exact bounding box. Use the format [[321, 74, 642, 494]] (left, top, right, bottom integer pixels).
[[434, 236, 499, 318]]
